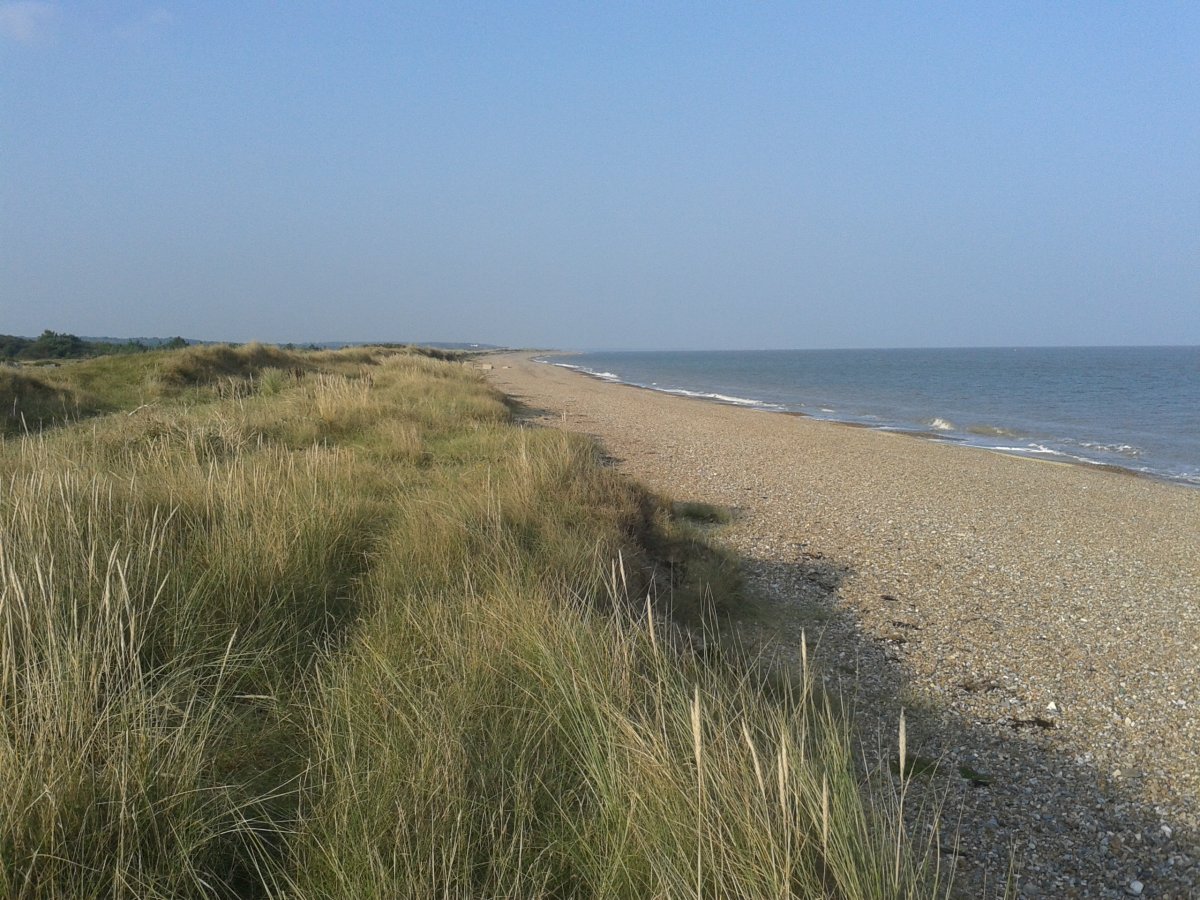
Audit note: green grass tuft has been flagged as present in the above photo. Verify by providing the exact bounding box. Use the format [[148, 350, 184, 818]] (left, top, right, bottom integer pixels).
[[673, 500, 735, 525]]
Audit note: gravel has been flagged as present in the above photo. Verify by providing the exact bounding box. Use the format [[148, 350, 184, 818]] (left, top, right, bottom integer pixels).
[[486, 353, 1200, 899]]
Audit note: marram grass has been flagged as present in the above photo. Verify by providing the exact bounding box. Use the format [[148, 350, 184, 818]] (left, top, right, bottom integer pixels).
[[0, 346, 948, 898]]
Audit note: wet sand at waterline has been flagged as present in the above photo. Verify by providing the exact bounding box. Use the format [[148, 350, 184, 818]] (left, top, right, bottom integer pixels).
[[484, 352, 1200, 898]]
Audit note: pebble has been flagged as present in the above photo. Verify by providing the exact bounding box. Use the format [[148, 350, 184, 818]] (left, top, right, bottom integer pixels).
[[1126, 879, 1143, 895]]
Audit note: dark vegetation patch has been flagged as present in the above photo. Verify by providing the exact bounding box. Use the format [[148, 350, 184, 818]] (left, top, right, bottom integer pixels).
[[155, 342, 310, 388], [611, 494, 749, 629], [0, 368, 97, 433], [672, 499, 735, 525], [1, 329, 186, 360]]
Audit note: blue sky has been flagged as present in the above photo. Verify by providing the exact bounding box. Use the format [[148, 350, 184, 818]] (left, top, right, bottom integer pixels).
[[2, 2, 1197, 349]]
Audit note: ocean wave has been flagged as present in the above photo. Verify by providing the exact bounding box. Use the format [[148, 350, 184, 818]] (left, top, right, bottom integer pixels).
[[544, 359, 782, 409], [1073, 440, 1144, 459], [925, 417, 956, 432], [547, 361, 619, 381], [967, 424, 1028, 439], [984, 443, 1070, 458], [963, 441, 1200, 484], [659, 387, 784, 409]]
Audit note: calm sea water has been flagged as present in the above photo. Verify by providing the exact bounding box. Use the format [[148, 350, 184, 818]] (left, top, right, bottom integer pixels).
[[541, 348, 1200, 486]]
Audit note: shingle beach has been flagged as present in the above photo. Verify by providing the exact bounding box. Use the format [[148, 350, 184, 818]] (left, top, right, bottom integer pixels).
[[485, 352, 1200, 899]]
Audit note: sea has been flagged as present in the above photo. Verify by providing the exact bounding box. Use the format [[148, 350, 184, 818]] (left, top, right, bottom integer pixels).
[[538, 347, 1200, 487]]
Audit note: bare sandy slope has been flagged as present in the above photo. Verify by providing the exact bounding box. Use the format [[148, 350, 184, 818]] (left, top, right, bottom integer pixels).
[[483, 352, 1200, 898]]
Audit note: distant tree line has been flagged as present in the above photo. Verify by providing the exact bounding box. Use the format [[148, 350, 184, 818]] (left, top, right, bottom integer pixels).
[[0, 330, 188, 361]]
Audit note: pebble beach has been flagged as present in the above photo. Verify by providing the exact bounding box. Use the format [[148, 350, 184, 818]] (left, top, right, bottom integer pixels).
[[485, 352, 1200, 899]]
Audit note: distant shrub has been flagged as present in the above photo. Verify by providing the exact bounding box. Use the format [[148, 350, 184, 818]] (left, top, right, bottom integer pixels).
[[24, 329, 87, 359], [1, 330, 155, 361]]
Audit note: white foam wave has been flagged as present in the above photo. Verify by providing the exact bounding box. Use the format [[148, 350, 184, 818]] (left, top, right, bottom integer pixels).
[[926, 417, 956, 432], [545, 362, 781, 409], [1076, 440, 1143, 458], [985, 443, 1069, 457], [980, 443, 1200, 484], [546, 362, 622, 382], [660, 388, 783, 409], [967, 424, 1027, 439]]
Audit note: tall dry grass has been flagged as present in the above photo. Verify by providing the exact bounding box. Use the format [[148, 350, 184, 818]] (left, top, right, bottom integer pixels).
[[285, 423, 948, 899], [0, 348, 418, 895], [0, 346, 948, 898]]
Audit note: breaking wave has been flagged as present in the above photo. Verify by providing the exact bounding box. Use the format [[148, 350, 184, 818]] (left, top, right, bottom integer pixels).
[[659, 387, 784, 409], [1072, 439, 1143, 459], [967, 424, 1029, 439]]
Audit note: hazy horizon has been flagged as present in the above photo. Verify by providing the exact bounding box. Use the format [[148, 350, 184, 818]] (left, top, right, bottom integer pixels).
[[8, 332, 1200, 354], [3, 4, 1197, 350]]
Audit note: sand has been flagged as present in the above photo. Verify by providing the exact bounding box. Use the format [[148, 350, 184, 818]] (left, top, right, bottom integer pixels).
[[483, 352, 1200, 898]]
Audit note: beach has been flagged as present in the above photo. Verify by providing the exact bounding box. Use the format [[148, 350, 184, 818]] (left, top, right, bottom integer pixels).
[[485, 352, 1200, 898]]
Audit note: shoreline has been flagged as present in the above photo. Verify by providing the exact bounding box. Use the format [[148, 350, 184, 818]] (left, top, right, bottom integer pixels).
[[484, 351, 1200, 897], [531, 352, 1194, 488]]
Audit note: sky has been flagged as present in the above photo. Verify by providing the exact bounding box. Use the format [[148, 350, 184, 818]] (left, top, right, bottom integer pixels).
[[1, 2, 1197, 349]]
